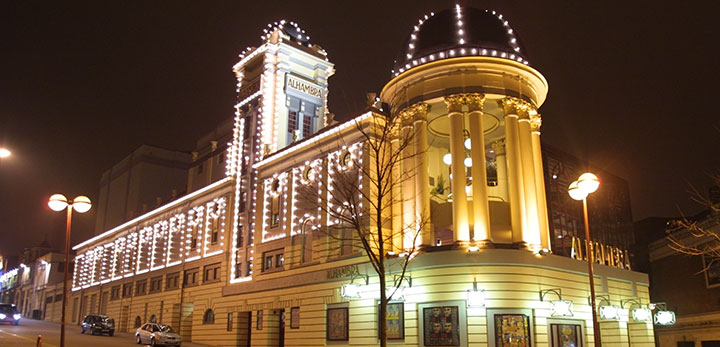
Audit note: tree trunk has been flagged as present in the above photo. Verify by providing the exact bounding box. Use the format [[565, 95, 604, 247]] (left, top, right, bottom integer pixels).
[[378, 274, 387, 347]]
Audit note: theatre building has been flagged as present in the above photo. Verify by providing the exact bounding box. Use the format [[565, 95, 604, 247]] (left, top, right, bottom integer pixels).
[[69, 7, 655, 346]]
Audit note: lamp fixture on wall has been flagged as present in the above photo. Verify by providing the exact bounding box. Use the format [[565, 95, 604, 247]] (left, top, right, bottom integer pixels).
[[340, 274, 369, 299], [595, 295, 619, 320], [650, 302, 676, 326], [620, 299, 651, 322], [467, 278, 485, 307], [540, 288, 573, 317]]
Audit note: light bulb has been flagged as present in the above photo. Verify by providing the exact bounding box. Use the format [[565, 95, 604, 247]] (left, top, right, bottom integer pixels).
[[464, 157, 472, 167], [568, 181, 587, 201], [577, 172, 599, 194], [443, 153, 452, 165], [464, 138, 471, 150], [48, 194, 68, 212], [72, 196, 92, 213]]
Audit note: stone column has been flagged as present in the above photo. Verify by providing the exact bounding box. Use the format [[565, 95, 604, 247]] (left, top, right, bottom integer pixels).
[[492, 140, 509, 202], [401, 115, 416, 249], [518, 109, 542, 249], [412, 103, 433, 247], [444, 95, 470, 242], [466, 94, 491, 243], [500, 98, 527, 246], [390, 132, 403, 253], [530, 114, 551, 250]]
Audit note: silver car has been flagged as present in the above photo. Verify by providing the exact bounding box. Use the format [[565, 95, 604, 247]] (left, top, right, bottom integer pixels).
[[135, 323, 182, 346]]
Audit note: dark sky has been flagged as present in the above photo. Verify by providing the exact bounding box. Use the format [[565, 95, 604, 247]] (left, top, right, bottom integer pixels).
[[2, 1, 719, 258]]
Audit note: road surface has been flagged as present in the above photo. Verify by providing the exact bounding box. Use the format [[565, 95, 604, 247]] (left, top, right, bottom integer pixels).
[[0, 318, 209, 346]]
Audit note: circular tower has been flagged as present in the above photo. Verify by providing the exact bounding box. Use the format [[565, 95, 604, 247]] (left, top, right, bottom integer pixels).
[[380, 6, 550, 251]]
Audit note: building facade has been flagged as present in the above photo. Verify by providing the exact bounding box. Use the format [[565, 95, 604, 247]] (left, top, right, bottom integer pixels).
[[67, 7, 655, 347], [542, 146, 635, 260], [649, 213, 720, 346]]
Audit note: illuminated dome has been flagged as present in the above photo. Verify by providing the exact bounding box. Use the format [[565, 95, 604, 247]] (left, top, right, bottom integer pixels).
[[393, 6, 529, 76]]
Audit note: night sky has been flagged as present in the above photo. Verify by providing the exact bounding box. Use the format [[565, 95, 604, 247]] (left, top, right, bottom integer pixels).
[[2, 1, 719, 258]]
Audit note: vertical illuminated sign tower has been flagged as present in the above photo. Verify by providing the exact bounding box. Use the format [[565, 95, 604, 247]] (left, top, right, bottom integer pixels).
[[226, 21, 335, 282]]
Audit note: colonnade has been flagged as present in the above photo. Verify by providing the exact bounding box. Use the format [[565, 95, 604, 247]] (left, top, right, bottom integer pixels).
[[393, 94, 550, 251]]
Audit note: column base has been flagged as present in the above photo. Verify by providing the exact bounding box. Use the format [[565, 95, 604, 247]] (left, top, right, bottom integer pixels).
[[512, 241, 529, 250]]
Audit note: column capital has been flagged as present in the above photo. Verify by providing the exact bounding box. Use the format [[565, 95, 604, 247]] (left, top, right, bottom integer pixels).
[[530, 113, 542, 132], [398, 102, 430, 122], [444, 94, 465, 113], [465, 93, 485, 112], [491, 139, 506, 155], [411, 103, 430, 121], [498, 97, 535, 117]]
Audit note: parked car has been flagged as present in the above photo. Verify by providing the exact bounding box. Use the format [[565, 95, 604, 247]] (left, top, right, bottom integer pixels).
[[135, 323, 182, 346], [80, 314, 114, 336], [0, 304, 20, 325]]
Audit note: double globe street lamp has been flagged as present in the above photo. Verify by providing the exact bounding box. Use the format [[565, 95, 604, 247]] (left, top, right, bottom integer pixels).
[[568, 173, 601, 347], [48, 194, 91, 347]]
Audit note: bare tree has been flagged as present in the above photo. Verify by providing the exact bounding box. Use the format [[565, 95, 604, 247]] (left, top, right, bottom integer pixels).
[[300, 108, 428, 347], [666, 176, 720, 272]]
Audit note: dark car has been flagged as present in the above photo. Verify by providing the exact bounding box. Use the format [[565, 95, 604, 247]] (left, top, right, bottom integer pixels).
[[0, 304, 20, 325], [80, 314, 114, 336]]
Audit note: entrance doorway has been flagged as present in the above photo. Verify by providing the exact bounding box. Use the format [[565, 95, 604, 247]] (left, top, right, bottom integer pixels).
[[236, 311, 251, 347]]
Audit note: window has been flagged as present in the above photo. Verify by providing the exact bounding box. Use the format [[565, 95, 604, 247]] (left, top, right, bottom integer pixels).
[[326, 307, 349, 341], [198, 163, 204, 174], [234, 260, 243, 279], [270, 180, 281, 228], [149, 314, 157, 323], [211, 218, 219, 244], [204, 263, 221, 284], [110, 286, 120, 300], [256, 310, 263, 330], [122, 283, 133, 298], [149, 276, 163, 293], [72, 298, 78, 322], [264, 255, 272, 270], [135, 280, 147, 296], [239, 192, 247, 212], [290, 307, 300, 329], [236, 225, 244, 248], [302, 114, 313, 138], [262, 249, 284, 272], [46, 296, 53, 304], [183, 268, 199, 287], [134, 316, 142, 328], [57, 262, 65, 272], [191, 225, 199, 249], [288, 110, 299, 133], [203, 309, 215, 324], [166, 272, 180, 291], [54, 294, 63, 302], [227, 313, 233, 331]]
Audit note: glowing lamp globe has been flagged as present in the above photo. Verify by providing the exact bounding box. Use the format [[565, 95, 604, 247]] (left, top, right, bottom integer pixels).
[[464, 157, 472, 167], [568, 181, 587, 201], [0, 148, 10, 158], [464, 138, 471, 150], [577, 172, 599, 194], [72, 196, 92, 213], [442, 153, 452, 165], [48, 194, 69, 212]]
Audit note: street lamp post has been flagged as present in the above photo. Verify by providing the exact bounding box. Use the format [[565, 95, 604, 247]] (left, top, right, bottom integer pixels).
[[48, 194, 91, 347], [568, 173, 600, 347]]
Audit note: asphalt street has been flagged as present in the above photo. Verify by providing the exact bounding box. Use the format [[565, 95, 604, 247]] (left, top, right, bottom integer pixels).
[[0, 318, 209, 346]]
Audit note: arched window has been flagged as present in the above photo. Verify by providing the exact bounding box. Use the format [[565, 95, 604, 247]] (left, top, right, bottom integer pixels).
[[134, 316, 142, 328], [149, 314, 156, 323], [203, 309, 215, 324]]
